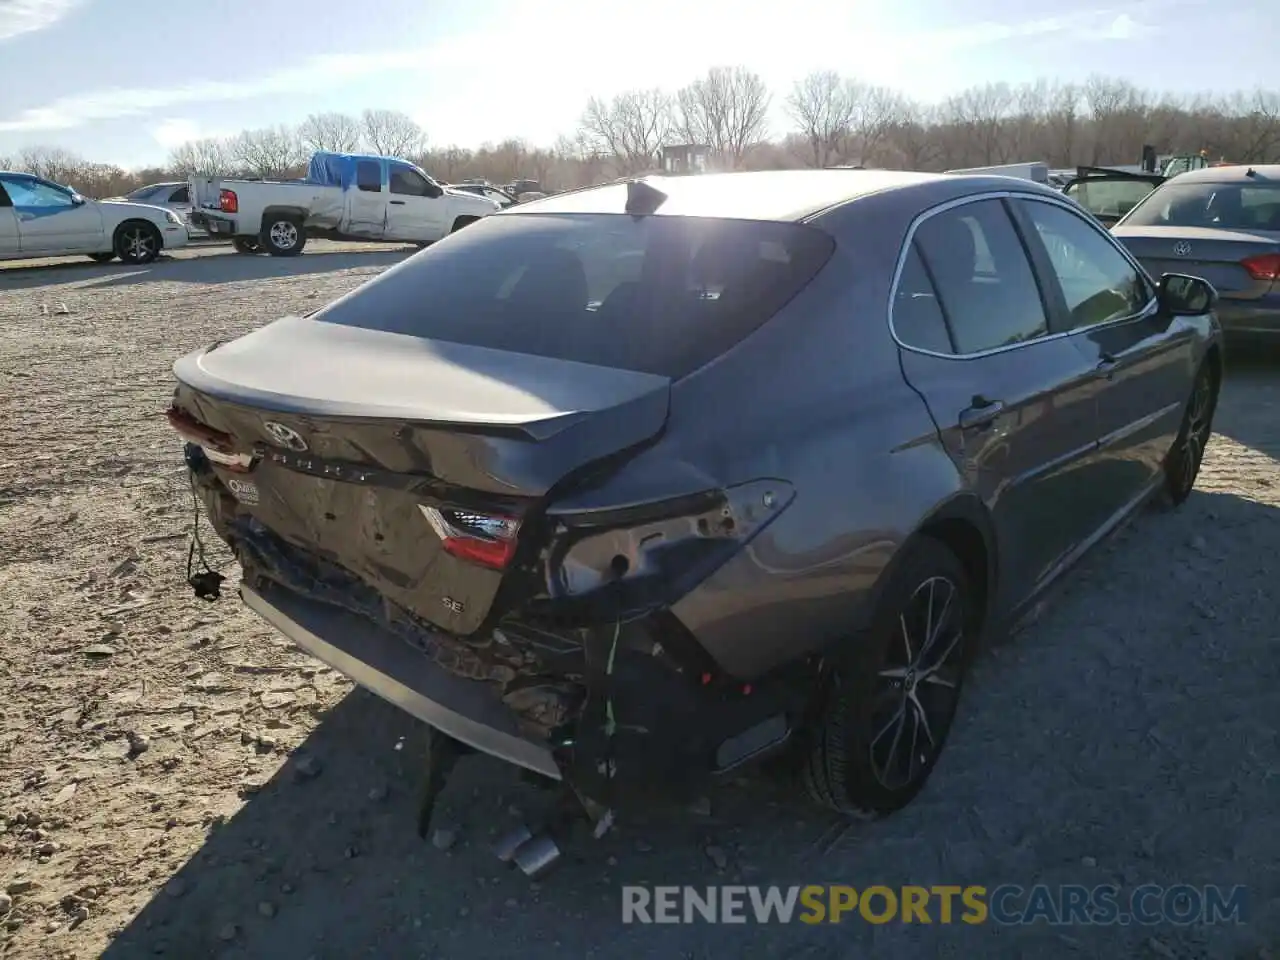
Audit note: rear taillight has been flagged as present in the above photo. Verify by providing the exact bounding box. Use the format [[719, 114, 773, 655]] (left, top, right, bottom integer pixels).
[[165, 407, 254, 472], [1241, 253, 1280, 282], [219, 189, 238, 214], [418, 505, 520, 570]]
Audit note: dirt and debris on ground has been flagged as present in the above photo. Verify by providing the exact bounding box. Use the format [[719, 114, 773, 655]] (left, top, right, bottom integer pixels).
[[1, 243, 1277, 959]]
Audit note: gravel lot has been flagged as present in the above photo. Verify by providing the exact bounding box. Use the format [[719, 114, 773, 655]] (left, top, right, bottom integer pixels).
[[0, 243, 1277, 960]]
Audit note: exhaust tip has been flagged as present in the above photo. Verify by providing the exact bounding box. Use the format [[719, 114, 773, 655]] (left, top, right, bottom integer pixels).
[[512, 832, 563, 879], [492, 823, 534, 863]]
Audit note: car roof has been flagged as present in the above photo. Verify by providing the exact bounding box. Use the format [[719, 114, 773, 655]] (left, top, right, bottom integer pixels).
[[1167, 164, 1280, 184], [508, 169, 961, 222]]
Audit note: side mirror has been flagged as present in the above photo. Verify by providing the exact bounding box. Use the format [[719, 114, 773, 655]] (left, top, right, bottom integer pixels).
[[424, 181, 443, 199], [71, 194, 86, 206], [1158, 273, 1217, 316]]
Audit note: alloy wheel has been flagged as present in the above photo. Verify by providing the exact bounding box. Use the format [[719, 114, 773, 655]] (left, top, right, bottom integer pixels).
[[122, 227, 156, 261], [269, 221, 299, 250], [868, 575, 966, 791]]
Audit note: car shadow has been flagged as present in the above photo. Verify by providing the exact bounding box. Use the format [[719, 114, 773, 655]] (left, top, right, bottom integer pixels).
[[1216, 348, 1280, 461], [0, 248, 413, 292], [97, 489, 1280, 960]]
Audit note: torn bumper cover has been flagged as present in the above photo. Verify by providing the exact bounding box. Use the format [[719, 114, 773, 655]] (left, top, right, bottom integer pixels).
[[209, 471, 800, 812], [242, 580, 563, 779]]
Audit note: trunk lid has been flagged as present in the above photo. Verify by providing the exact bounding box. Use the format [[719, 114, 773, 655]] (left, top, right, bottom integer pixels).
[[1112, 225, 1280, 301], [171, 315, 671, 634]]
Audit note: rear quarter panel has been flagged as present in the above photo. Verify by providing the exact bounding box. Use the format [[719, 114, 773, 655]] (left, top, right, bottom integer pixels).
[[561, 189, 981, 679]]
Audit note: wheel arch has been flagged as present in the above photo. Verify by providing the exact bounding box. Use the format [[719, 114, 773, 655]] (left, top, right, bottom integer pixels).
[[260, 206, 307, 231], [869, 493, 998, 639]]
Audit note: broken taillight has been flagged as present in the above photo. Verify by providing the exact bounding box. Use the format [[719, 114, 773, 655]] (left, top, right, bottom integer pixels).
[[165, 407, 254, 472], [418, 505, 521, 570]]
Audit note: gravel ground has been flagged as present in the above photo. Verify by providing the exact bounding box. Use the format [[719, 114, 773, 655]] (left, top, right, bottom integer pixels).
[[0, 244, 1277, 960]]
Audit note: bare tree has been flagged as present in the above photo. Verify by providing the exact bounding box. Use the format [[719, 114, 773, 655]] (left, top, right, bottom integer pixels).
[[1229, 89, 1280, 161], [676, 66, 771, 169], [848, 85, 905, 166], [227, 125, 308, 179], [579, 88, 673, 175], [16, 145, 85, 184], [785, 71, 854, 167], [939, 83, 1015, 165], [299, 112, 363, 153], [1042, 82, 1082, 167], [1084, 75, 1149, 164], [361, 109, 425, 158], [168, 137, 234, 176]]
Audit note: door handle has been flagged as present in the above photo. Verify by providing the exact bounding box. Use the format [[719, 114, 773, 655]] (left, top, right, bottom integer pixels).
[[959, 395, 1005, 430], [1095, 352, 1119, 377], [389, 200, 405, 205], [18, 213, 34, 222]]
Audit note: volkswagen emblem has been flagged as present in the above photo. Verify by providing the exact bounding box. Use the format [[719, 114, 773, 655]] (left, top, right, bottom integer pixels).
[[1173, 240, 1192, 257], [262, 421, 308, 452]]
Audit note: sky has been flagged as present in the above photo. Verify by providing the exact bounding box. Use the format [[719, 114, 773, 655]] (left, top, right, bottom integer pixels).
[[0, 0, 1272, 169]]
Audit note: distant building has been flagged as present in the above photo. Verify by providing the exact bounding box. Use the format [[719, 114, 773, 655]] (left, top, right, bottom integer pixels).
[[660, 144, 710, 174]]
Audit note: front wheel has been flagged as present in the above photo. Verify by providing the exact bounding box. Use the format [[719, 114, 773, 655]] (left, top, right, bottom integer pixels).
[[232, 237, 262, 255], [114, 222, 161, 265], [801, 537, 975, 818], [260, 216, 306, 257], [1162, 361, 1218, 506]]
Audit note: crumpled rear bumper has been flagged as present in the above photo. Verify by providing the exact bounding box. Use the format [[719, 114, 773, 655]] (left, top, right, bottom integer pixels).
[[240, 580, 562, 780]]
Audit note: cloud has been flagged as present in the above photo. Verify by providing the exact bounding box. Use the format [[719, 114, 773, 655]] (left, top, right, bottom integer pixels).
[[0, 0, 83, 43], [0, 47, 448, 133], [1094, 13, 1152, 39]]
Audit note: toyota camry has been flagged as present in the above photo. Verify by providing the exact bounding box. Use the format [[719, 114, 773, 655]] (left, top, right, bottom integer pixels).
[[164, 169, 1222, 842]]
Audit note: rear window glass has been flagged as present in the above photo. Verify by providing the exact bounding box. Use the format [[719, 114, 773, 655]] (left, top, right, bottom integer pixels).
[[313, 213, 835, 378], [1123, 181, 1280, 231]]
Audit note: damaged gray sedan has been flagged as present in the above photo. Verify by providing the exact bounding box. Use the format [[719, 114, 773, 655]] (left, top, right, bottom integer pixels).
[[165, 169, 1222, 859]]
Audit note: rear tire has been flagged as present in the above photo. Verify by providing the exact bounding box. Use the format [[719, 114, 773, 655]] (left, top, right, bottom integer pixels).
[[88, 252, 115, 263], [113, 221, 162, 265], [801, 537, 976, 817], [232, 237, 262, 255], [260, 216, 305, 257]]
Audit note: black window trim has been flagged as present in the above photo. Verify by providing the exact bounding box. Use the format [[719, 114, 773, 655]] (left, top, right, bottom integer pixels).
[[888, 190, 1160, 361]]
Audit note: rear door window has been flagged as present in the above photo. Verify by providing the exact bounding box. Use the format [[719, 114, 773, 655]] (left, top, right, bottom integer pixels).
[[913, 199, 1049, 354], [892, 244, 954, 354], [356, 161, 382, 193], [314, 213, 835, 378]]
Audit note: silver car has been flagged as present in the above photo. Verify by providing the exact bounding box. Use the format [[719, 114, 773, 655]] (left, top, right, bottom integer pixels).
[[120, 181, 206, 238]]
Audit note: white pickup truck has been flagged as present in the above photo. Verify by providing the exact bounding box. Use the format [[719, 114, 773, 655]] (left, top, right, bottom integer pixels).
[[188, 151, 501, 256]]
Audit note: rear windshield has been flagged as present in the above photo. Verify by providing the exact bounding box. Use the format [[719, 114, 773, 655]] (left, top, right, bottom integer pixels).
[[313, 212, 835, 378], [1123, 181, 1280, 231]]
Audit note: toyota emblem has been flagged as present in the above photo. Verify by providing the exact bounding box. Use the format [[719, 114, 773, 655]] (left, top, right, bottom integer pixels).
[[262, 421, 308, 452], [1173, 241, 1192, 257]]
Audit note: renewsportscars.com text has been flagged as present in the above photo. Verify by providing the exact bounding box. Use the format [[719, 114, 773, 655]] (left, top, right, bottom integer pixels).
[[621, 884, 1249, 926]]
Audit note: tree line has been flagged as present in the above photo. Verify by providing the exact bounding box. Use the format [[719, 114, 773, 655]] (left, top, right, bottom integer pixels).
[[3, 69, 1278, 199]]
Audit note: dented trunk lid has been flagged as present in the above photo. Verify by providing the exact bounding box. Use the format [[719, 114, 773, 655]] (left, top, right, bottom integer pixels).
[[171, 315, 671, 634]]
